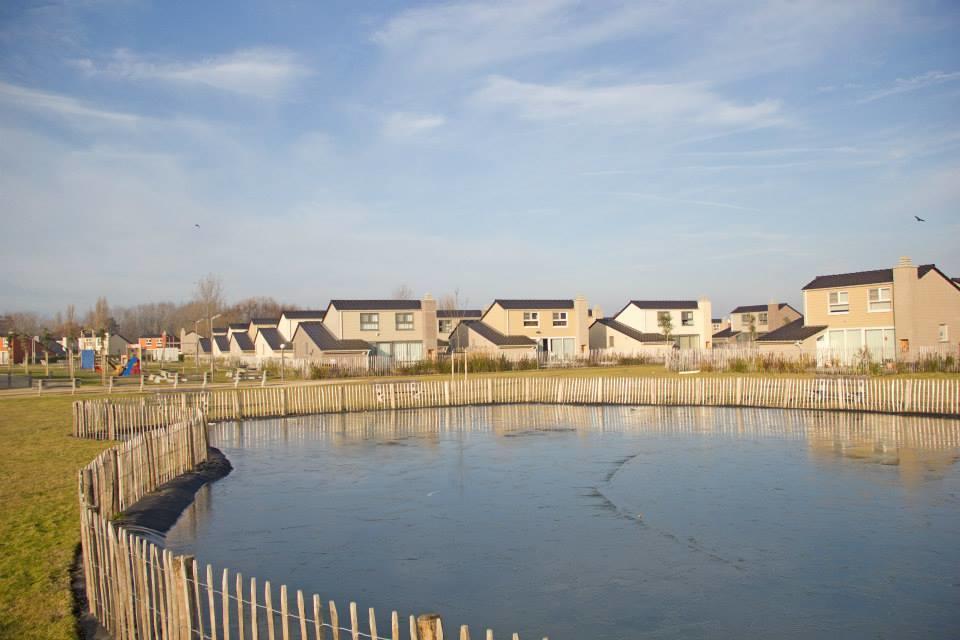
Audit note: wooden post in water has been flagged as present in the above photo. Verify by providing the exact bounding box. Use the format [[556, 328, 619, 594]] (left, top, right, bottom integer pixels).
[[416, 614, 443, 640]]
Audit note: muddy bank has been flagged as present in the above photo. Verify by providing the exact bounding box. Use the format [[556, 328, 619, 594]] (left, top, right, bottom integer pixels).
[[73, 447, 232, 639]]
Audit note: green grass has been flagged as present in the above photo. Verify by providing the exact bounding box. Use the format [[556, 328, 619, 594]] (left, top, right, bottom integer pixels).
[[0, 396, 110, 640]]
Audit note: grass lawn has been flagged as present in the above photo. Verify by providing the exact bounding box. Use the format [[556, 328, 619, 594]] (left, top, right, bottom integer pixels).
[[0, 395, 111, 640]]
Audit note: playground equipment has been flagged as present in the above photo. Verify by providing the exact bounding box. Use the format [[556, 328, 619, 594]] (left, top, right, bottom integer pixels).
[[118, 356, 140, 377]]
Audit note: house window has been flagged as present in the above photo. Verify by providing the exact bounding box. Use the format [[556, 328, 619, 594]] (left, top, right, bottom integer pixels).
[[396, 313, 414, 331], [868, 287, 892, 312], [939, 324, 949, 343], [360, 313, 379, 331], [608, 335, 615, 348], [758, 312, 768, 324], [523, 312, 539, 327], [741, 313, 754, 324], [681, 311, 694, 327], [828, 291, 849, 314], [552, 312, 568, 327], [438, 319, 452, 333]]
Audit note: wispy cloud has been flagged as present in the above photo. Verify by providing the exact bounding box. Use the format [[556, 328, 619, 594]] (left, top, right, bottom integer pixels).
[[70, 48, 310, 99], [471, 75, 783, 129], [858, 70, 960, 103], [0, 80, 142, 126], [373, 0, 671, 71], [605, 191, 760, 212], [382, 112, 446, 139]]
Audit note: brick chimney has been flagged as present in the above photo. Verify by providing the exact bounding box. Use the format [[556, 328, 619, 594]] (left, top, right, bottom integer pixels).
[[574, 295, 590, 354], [697, 297, 712, 348], [892, 256, 917, 351], [422, 293, 438, 357]]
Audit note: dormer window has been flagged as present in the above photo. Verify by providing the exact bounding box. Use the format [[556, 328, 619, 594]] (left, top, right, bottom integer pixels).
[[868, 287, 892, 312], [828, 291, 849, 314]]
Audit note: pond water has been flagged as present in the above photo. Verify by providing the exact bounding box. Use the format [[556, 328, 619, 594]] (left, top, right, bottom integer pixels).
[[165, 405, 960, 639]]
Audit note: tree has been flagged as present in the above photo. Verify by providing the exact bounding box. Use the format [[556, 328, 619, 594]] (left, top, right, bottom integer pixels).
[[64, 304, 78, 338], [747, 314, 758, 342], [193, 273, 225, 320], [392, 284, 414, 300], [439, 288, 467, 311], [91, 297, 111, 333], [658, 311, 673, 342]]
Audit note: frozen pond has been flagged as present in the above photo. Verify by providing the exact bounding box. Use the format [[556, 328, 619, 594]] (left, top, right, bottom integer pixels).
[[165, 405, 960, 639]]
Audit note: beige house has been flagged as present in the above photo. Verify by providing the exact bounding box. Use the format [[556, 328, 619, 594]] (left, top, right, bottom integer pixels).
[[715, 302, 801, 345], [437, 309, 482, 347], [212, 334, 230, 358], [254, 327, 288, 360], [322, 296, 438, 362], [290, 322, 370, 368], [447, 320, 537, 361], [474, 297, 592, 360], [605, 299, 713, 349], [226, 323, 248, 339], [758, 256, 960, 360], [588, 318, 673, 358], [247, 318, 279, 341], [278, 310, 326, 342], [229, 331, 255, 357]]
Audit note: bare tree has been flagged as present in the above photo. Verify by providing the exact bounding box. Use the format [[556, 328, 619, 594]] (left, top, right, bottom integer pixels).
[[91, 297, 111, 334], [438, 287, 467, 310], [392, 284, 414, 300], [64, 304, 78, 338], [193, 273, 225, 320]]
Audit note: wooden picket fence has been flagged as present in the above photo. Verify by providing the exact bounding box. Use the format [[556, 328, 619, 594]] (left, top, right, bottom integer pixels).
[[75, 375, 960, 640], [74, 376, 960, 440]]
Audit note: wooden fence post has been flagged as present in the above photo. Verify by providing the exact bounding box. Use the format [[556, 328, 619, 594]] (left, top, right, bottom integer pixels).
[[417, 614, 443, 640], [735, 377, 743, 405]]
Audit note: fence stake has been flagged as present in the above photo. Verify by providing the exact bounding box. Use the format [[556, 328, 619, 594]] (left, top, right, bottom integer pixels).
[[417, 614, 443, 640]]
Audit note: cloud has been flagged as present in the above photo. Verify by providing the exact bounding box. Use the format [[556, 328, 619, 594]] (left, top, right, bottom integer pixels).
[[471, 75, 782, 129], [0, 80, 142, 126], [858, 70, 960, 103], [373, 0, 668, 71], [382, 112, 446, 139], [70, 47, 310, 98]]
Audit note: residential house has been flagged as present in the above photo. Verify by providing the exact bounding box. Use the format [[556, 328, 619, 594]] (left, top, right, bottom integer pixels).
[[180, 329, 203, 358], [322, 296, 438, 362], [78, 331, 131, 356], [447, 320, 538, 360], [254, 326, 289, 360], [604, 299, 713, 349], [469, 298, 592, 360], [588, 318, 673, 358], [229, 331, 256, 358], [278, 310, 326, 342], [211, 334, 230, 358], [757, 256, 960, 360], [436, 309, 483, 348], [226, 323, 248, 339], [138, 332, 180, 361], [290, 322, 372, 368], [711, 318, 729, 334], [714, 302, 802, 345]]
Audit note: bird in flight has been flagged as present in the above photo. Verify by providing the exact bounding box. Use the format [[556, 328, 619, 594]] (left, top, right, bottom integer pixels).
[[194, 223, 201, 228], [914, 216, 926, 222]]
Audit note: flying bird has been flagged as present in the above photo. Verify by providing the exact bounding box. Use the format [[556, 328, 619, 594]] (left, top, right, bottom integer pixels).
[[914, 216, 926, 222], [194, 223, 201, 228]]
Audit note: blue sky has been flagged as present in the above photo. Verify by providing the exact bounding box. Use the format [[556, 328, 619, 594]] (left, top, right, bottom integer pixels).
[[1, 0, 958, 316]]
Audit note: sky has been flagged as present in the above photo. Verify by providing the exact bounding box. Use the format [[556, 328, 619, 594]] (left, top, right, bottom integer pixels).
[[1, 0, 959, 318]]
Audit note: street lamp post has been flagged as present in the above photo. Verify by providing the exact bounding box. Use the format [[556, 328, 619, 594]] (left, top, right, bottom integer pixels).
[[279, 343, 286, 381], [194, 319, 201, 369], [209, 313, 222, 379]]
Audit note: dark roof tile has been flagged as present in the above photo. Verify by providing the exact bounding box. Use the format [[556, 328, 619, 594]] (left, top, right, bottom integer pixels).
[[330, 300, 421, 310], [296, 322, 371, 352], [492, 299, 574, 310], [231, 333, 255, 351], [629, 300, 699, 309], [712, 327, 740, 339], [756, 319, 827, 342], [280, 310, 326, 319], [454, 320, 537, 347], [437, 309, 483, 318], [256, 327, 285, 350], [595, 318, 672, 343]]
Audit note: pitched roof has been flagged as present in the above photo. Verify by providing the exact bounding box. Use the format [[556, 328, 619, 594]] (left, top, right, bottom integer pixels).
[[296, 322, 371, 352], [280, 309, 326, 319], [437, 309, 482, 318], [212, 327, 227, 335], [594, 318, 672, 343], [256, 327, 285, 350], [250, 317, 279, 325], [756, 319, 827, 342], [456, 320, 537, 347], [712, 327, 740, 339], [228, 323, 248, 330], [492, 299, 574, 309], [629, 300, 699, 309], [954, 277, 960, 284], [231, 332, 255, 351], [329, 299, 421, 310], [802, 268, 893, 290], [198, 337, 211, 353], [213, 335, 230, 352]]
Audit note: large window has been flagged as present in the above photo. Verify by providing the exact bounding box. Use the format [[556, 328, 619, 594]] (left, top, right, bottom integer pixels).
[[868, 287, 892, 312], [676, 335, 698, 349], [523, 312, 539, 327], [438, 319, 452, 333], [395, 312, 414, 331], [828, 291, 849, 314], [552, 311, 568, 327], [741, 313, 753, 324], [681, 311, 694, 326], [360, 313, 379, 331]]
